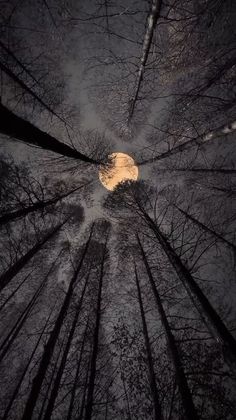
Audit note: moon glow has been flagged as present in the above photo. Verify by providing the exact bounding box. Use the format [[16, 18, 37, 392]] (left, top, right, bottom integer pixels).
[[99, 152, 139, 191]]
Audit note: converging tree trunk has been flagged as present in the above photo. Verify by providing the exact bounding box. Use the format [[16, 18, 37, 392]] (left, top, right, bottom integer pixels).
[[0, 252, 61, 364], [139, 120, 236, 165], [43, 268, 91, 420], [0, 103, 99, 164], [84, 238, 108, 420], [139, 210, 236, 361], [134, 262, 163, 420], [173, 204, 236, 253], [137, 235, 199, 420], [128, 0, 162, 121], [2, 308, 53, 420], [21, 224, 94, 420], [0, 183, 89, 227], [0, 220, 66, 293], [66, 319, 89, 420]]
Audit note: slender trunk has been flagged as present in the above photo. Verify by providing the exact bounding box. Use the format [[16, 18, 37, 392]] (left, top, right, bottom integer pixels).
[[121, 373, 132, 420], [0, 220, 66, 293], [77, 357, 91, 420], [37, 337, 66, 420], [174, 204, 236, 253], [139, 120, 236, 165], [156, 168, 236, 175], [140, 212, 236, 360], [66, 320, 89, 420], [0, 183, 89, 227], [84, 239, 107, 420], [0, 103, 99, 164], [0, 270, 33, 314], [0, 60, 68, 126], [0, 254, 60, 363], [137, 235, 199, 420], [2, 308, 53, 420], [134, 262, 163, 420], [129, 0, 162, 121], [21, 225, 94, 420], [43, 269, 90, 420]]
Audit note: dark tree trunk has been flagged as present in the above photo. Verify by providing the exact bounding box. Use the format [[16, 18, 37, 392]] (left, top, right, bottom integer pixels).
[[0, 220, 66, 293], [128, 0, 162, 121], [38, 338, 66, 420], [21, 224, 94, 420], [84, 239, 107, 420], [0, 103, 99, 164], [0, 183, 88, 227], [140, 212, 236, 360], [0, 254, 60, 363], [174, 204, 236, 253], [0, 59, 68, 126], [137, 235, 199, 420], [43, 269, 90, 420], [77, 356, 91, 420], [0, 270, 33, 314], [157, 168, 236, 175], [134, 262, 163, 420], [139, 120, 236, 165], [2, 309, 52, 420], [66, 320, 89, 420]]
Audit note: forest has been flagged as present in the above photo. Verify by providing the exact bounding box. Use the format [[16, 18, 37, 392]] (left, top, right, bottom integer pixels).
[[0, 0, 236, 419]]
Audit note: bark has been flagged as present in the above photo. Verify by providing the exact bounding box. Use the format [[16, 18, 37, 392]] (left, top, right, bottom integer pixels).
[[43, 269, 90, 420], [66, 320, 89, 420], [2, 309, 53, 420], [0, 270, 33, 314], [38, 338, 66, 420], [134, 262, 163, 420], [0, 103, 99, 164], [129, 0, 162, 121], [84, 238, 107, 420], [0, 183, 88, 227], [0, 220, 66, 293], [137, 235, 199, 420], [0, 59, 68, 126], [0, 252, 61, 363], [77, 357, 90, 420], [21, 224, 94, 420], [139, 120, 236, 165], [156, 168, 236, 175], [174, 204, 236, 253], [139, 211, 236, 361]]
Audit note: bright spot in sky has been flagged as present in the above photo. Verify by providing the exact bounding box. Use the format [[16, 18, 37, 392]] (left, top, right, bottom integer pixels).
[[99, 152, 138, 191]]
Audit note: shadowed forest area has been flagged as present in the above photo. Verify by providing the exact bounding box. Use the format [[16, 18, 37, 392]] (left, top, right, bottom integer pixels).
[[0, 1, 236, 419]]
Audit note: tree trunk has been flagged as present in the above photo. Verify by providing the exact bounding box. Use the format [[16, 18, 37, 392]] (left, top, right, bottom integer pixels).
[[84, 238, 107, 420], [0, 220, 66, 293], [0, 183, 89, 227], [43, 269, 90, 420], [21, 224, 94, 420], [139, 120, 236, 165], [140, 212, 236, 361], [0, 103, 99, 164], [2, 309, 53, 420], [66, 320, 89, 420], [0, 59, 68, 126], [174, 204, 236, 253], [134, 262, 163, 420], [137, 235, 199, 420], [156, 168, 236, 175], [128, 0, 162, 121], [0, 253, 60, 363]]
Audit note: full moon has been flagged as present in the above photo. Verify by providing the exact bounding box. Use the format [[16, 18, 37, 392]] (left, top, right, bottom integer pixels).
[[99, 152, 139, 191]]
